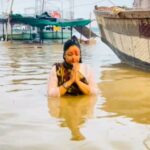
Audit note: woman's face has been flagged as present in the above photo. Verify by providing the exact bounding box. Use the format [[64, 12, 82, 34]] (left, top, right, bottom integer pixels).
[[64, 45, 80, 64]]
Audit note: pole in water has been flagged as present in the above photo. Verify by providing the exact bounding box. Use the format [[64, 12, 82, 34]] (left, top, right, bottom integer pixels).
[[61, 27, 64, 44]]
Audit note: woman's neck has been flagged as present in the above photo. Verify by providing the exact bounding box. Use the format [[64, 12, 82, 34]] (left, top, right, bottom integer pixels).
[[63, 62, 81, 70], [63, 61, 73, 69]]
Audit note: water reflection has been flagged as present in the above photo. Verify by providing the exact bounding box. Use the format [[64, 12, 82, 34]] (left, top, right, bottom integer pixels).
[[99, 64, 150, 124], [47, 95, 97, 141]]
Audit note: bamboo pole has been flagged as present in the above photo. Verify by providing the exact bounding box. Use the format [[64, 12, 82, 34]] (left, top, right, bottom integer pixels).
[[5, 21, 8, 41], [89, 12, 92, 39], [10, 0, 14, 13], [42, 0, 45, 13], [2, 22, 5, 41], [71, 26, 73, 38], [80, 27, 83, 43], [5, 0, 14, 41], [10, 23, 13, 42], [61, 27, 64, 44]]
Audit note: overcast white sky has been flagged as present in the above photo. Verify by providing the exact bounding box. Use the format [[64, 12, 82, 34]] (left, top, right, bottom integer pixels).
[[1, 0, 134, 18]]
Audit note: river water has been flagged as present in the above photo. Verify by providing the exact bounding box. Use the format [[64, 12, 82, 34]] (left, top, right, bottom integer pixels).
[[0, 39, 150, 150]]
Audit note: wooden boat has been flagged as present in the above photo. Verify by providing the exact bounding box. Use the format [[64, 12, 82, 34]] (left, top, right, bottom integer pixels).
[[94, 0, 150, 71]]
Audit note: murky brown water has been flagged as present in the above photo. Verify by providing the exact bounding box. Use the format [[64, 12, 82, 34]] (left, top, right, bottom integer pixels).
[[0, 40, 150, 150]]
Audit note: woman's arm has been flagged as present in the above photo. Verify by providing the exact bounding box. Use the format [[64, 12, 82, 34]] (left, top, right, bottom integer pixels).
[[76, 78, 90, 95], [59, 79, 74, 96], [48, 66, 60, 97], [74, 64, 90, 95], [75, 64, 98, 95]]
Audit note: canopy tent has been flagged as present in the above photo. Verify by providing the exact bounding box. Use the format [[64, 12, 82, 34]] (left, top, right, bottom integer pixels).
[[0, 14, 92, 42], [10, 14, 91, 28]]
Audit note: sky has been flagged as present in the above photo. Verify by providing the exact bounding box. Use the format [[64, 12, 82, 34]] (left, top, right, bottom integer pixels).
[[74, 0, 134, 18], [0, 0, 134, 19]]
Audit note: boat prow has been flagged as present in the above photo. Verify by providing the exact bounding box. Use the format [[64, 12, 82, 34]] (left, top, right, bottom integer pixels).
[[94, 6, 150, 71]]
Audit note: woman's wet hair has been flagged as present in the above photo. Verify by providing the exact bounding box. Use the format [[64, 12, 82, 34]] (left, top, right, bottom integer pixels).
[[63, 35, 82, 63]]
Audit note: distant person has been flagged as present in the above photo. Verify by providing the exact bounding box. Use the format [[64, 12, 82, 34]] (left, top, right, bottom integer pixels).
[[48, 35, 98, 97]]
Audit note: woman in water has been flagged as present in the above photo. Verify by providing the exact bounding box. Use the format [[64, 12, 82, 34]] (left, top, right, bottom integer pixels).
[[48, 36, 98, 97]]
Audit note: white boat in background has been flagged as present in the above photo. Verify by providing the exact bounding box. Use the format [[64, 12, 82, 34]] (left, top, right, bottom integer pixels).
[[94, 0, 150, 71]]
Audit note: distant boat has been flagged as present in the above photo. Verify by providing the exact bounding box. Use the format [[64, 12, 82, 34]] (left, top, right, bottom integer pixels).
[[36, 11, 70, 40], [1, 0, 92, 41], [42, 26, 70, 40], [0, 13, 91, 41], [0, 23, 33, 41], [7, 25, 33, 40], [94, 0, 150, 71]]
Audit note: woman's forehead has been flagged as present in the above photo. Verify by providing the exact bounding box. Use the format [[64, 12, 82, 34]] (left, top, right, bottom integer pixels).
[[66, 45, 80, 53]]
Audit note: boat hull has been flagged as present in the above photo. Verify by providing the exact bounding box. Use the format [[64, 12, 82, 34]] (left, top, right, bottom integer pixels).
[[94, 9, 150, 71], [7, 33, 32, 40], [0, 32, 70, 40], [42, 31, 70, 39]]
